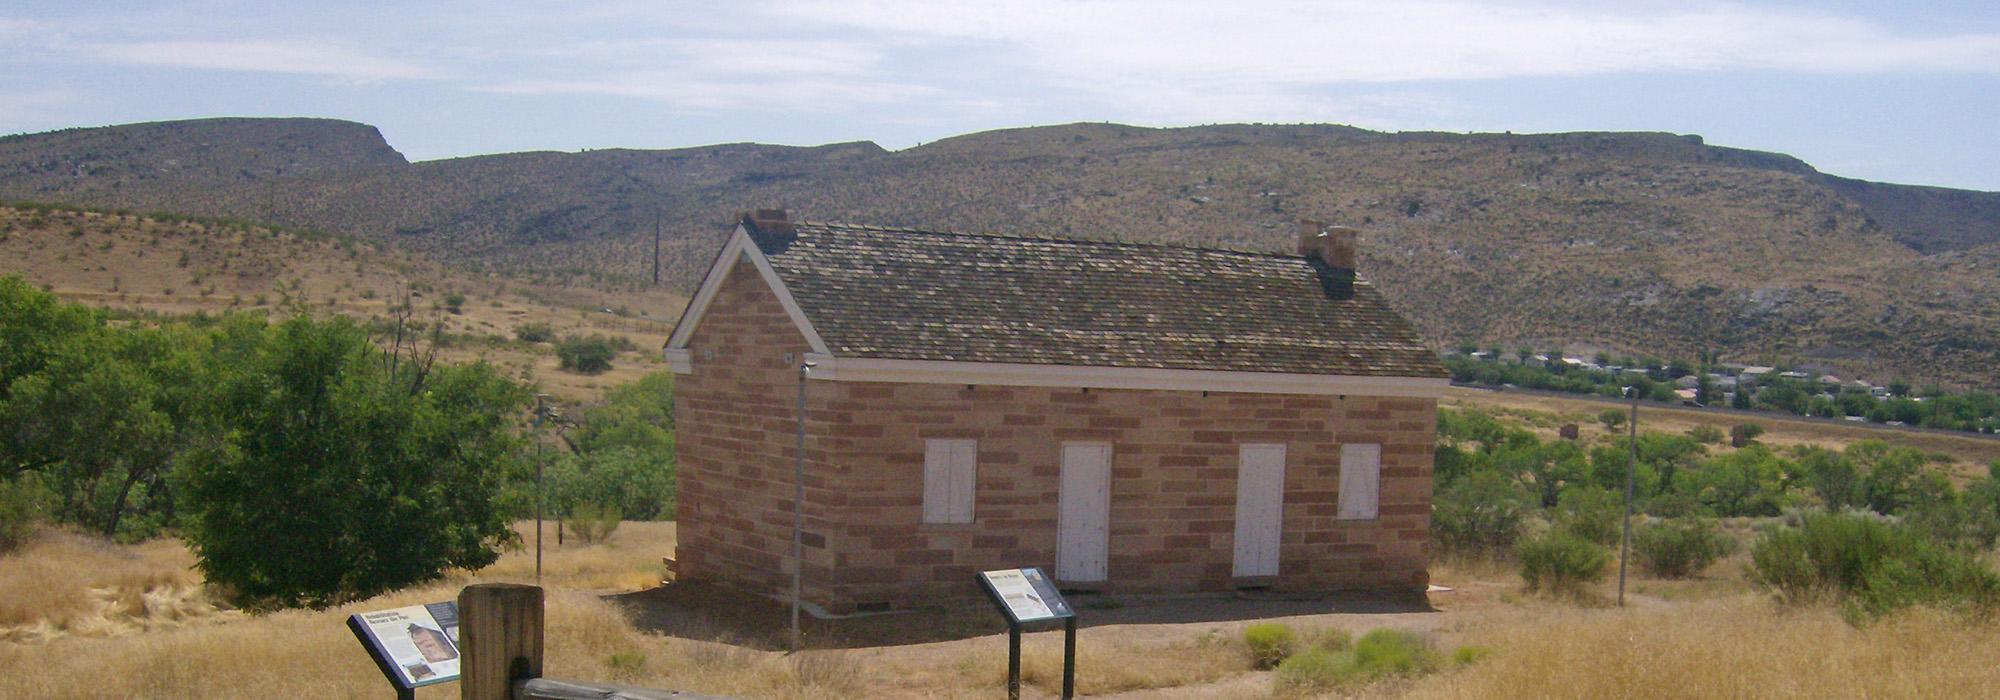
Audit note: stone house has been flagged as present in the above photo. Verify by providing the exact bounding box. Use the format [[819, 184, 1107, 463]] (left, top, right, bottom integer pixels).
[[663, 210, 1448, 614]]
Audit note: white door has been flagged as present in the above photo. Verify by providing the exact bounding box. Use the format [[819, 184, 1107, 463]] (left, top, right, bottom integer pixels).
[[1057, 443, 1111, 583], [1233, 443, 1287, 578]]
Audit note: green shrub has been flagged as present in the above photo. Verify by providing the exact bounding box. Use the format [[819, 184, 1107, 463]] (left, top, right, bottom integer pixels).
[[1598, 408, 1626, 432], [1730, 423, 1764, 446], [1274, 646, 1344, 689], [514, 321, 555, 343], [1432, 471, 1530, 556], [1749, 512, 2000, 621], [1275, 629, 1442, 691], [1634, 518, 1734, 578], [1351, 629, 1441, 676], [1688, 424, 1723, 444], [1517, 531, 1610, 595], [1554, 486, 1622, 545], [565, 501, 622, 544], [1243, 622, 1296, 669], [443, 292, 466, 314], [556, 334, 617, 374]]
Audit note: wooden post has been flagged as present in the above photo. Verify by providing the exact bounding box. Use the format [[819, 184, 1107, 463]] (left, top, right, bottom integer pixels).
[[461, 583, 545, 700]]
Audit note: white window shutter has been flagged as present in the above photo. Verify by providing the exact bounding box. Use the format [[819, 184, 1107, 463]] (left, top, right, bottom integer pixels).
[[1338, 443, 1381, 520], [951, 440, 977, 522], [924, 439, 977, 524], [923, 440, 951, 523]]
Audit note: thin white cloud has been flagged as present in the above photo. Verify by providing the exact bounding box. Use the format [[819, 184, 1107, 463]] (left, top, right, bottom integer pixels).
[[87, 39, 442, 82], [0, 87, 83, 126], [671, 39, 881, 76], [766, 0, 2000, 81], [475, 73, 941, 112]]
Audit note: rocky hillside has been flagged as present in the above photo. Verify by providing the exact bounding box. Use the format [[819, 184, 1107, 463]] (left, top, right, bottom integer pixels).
[[0, 118, 1995, 387]]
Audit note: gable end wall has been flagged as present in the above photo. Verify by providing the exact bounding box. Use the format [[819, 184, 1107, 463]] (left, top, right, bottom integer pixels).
[[672, 259, 838, 606]]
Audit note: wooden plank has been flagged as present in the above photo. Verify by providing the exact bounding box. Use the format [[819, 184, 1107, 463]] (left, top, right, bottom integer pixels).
[[515, 677, 732, 700], [460, 584, 545, 700]]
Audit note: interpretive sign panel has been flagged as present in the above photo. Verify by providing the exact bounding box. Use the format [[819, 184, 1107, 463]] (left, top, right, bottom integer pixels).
[[978, 567, 1074, 624], [347, 601, 463, 690]]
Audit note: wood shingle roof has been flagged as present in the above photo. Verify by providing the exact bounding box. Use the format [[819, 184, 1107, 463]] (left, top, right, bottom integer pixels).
[[746, 220, 1446, 379]]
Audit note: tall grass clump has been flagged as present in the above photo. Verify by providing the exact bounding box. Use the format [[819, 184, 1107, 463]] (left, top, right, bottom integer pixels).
[[1244, 622, 1297, 669], [1275, 628, 1444, 692], [1634, 518, 1735, 578], [565, 502, 622, 544], [1517, 531, 1610, 596], [1750, 512, 2000, 621]]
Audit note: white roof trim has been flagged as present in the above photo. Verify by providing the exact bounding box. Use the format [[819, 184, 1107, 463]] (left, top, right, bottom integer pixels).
[[663, 348, 692, 374], [803, 357, 1448, 397], [665, 225, 829, 354]]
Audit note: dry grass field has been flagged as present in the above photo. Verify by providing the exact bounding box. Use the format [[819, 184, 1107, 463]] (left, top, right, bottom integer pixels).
[[3, 517, 1996, 699], [0, 204, 686, 402]]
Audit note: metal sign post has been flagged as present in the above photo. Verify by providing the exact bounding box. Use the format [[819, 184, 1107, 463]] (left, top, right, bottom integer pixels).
[[977, 567, 1078, 700]]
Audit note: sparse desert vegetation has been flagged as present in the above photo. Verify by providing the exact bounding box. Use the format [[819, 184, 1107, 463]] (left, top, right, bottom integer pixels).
[[0, 203, 683, 402], [4, 399, 1997, 698]]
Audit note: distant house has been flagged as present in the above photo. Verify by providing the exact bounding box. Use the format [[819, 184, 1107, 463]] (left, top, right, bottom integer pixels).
[[665, 211, 1449, 613]]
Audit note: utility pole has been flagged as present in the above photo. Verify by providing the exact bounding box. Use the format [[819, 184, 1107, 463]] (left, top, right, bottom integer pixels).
[[791, 360, 817, 652], [1619, 385, 1638, 607], [532, 394, 550, 583]]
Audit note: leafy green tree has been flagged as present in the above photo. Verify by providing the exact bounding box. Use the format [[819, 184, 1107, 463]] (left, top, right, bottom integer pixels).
[[542, 371, 678, 520], [1795, 446, 1860, 510], [0, 472, 49, 553], [556, 334, 617, 374], [181, 315, 528, 608], [1, 280, 229, 539], [1695, 374, 1717, 406], [1679, 445, 1788, 517], [0, 275, 99, 403], [1432, 471, 1530, 556], [1730, 386, 1754, 410], [1965, 462, 2000, 548], [1, 323, 221, 538], [1849, 441, 1933, 516]]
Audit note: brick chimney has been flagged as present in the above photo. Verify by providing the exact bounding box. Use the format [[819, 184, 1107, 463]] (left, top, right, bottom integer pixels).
[[1297, 220, 1358, 299], [738, 208, 796, 251]]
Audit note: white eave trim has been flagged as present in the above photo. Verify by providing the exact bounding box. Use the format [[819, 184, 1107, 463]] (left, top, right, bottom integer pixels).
[[664, 225, 829, 354], [664, 348, 692, 375], [803, 357, 1449, 398]]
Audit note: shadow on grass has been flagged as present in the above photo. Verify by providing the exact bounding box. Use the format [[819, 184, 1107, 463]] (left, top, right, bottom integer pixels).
[[605, 582, 1435, 651]]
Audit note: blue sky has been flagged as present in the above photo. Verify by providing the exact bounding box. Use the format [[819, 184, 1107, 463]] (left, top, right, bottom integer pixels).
[[2, 1, 1997, 190]]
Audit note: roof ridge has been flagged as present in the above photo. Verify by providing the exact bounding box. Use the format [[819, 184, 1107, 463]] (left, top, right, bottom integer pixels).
[[795, 219, 1299, 259]]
